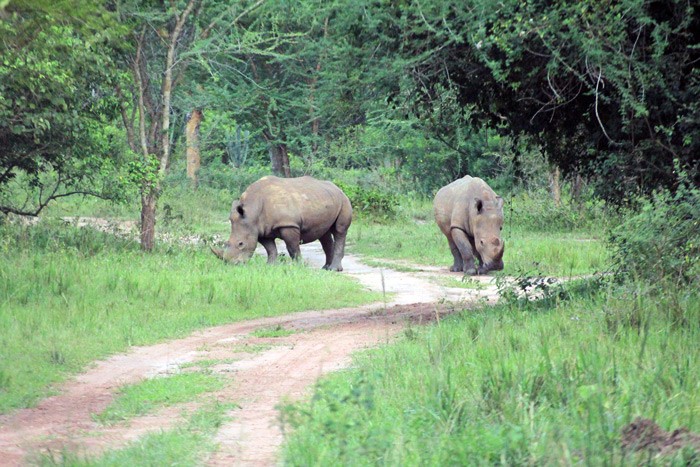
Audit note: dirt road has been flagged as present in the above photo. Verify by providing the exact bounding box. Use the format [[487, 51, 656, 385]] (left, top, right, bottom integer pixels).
[[0, 243, 500, 466]]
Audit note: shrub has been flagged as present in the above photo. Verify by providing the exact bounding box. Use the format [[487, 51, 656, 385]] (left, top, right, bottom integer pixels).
[[609, 176, 700, 285], [333, 181, 399, 220], [505, 189, 609, 232]]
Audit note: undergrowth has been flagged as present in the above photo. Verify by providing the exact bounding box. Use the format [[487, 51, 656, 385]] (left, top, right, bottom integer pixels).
[[282, 279, 699, 465]]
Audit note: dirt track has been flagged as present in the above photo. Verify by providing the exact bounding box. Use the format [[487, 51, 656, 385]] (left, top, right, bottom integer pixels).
[[0, 243, 500, 466]]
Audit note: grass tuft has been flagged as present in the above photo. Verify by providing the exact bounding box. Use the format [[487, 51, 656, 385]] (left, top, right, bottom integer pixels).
[[251, 325, 295, 338], [94, 372, 225, 424]]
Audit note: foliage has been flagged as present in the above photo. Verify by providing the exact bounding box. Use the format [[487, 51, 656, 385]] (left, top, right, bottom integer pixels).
[[334, 181, 399, 220], [609, 172, 700, 285], [397, 0, 700, 200], [0, 3, 132, 215], [283, 280, 699, 464]]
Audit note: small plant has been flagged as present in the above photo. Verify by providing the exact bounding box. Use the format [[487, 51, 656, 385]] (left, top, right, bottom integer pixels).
[[251, 324, 295, 338]]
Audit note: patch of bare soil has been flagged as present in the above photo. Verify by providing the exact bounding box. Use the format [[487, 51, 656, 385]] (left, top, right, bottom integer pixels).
[[621, 418, 700, 458], [0, 240, 484, 466]]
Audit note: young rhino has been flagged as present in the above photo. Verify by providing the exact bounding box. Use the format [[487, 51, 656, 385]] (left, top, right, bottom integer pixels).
[[211, 175, 352, 271], [433, 176, 505, 275]]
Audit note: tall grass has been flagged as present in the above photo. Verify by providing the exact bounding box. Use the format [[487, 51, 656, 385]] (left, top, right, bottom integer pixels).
[[0, 221, 377, 413], [282, 280, 700, 464]]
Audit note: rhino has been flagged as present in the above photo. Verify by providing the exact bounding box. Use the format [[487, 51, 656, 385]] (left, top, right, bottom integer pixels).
[[211, 175, 352, 271], [433, 175, 505, 275]]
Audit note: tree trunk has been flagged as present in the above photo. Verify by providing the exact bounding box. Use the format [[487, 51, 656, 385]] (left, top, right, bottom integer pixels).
[[268, 143, 291, 177], [186, 109, 203, 187], [279, 143, 290, 177], [572, 173, 584, 205], [550, 167, 561, 207], [263, 129, 291, 177], [140, 190, 157, 252]]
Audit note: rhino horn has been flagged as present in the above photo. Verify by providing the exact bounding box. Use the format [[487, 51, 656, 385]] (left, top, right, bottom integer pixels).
[[210, 246, 225, 260]]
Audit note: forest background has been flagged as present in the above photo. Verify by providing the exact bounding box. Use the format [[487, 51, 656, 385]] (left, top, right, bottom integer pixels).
[[1, 0, 699, 464]]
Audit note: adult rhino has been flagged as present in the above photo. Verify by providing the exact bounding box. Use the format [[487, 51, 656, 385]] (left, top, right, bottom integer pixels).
[[212, 175, 352, 271], [433, 175, 505, 275]]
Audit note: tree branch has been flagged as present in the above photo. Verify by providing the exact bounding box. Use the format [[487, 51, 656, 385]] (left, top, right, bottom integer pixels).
[[595, 69, 614, 144]]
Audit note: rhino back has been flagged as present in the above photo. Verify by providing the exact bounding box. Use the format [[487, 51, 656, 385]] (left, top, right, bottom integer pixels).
[[434, 176, 498, 234], [245, 176, 348, 239]]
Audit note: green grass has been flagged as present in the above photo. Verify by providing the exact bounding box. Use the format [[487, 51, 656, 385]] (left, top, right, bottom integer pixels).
[[350, 217, 608, 277], [361, 259, 421, 273], [251, 324, 296, 338], [431, 275, 487, 290], [0, 221, 379, 413], [282, 281, 700, 465], [179, 358, 236, 370], [40, 401, 234, 466], [94, 372, 225, 424]]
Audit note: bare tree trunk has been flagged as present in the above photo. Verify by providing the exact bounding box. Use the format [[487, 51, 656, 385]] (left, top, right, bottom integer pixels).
[[186, 109, 203, 187], [550, 166, 561, 207], [263, 129, 291, 178], [572, 173, 584, 205], [268, 145, 283, 175], [279, 143, 291, 178], [267, 143, 291, 177], [140, 191, 157, 251]]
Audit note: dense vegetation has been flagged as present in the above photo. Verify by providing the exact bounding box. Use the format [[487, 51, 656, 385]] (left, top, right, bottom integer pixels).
[[1, 0, 699, 464]]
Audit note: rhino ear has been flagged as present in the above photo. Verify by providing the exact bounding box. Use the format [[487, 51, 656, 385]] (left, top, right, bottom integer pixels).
[[496, 196, 504, 209], [236, 204, 245, 218], [475, 199, 484, 214]]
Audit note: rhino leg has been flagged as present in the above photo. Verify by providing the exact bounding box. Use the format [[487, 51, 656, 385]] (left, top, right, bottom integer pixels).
[[447, 237, 463, 272], [279, 227, 302, 260], [451, 228, 477, 275], [260, 238, 278, 264], [327, 231, 346, 271], [319, 231, 335, 270]]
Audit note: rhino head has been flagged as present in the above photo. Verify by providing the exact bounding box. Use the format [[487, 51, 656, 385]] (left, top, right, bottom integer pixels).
[[472, 196, 505, 274], [211, 201, 258, 263]]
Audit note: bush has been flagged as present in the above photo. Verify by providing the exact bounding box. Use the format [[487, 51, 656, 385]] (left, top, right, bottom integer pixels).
[[505, 189, 609, 233], [609, 177, 700, 285], [333, 181, 399, 220]]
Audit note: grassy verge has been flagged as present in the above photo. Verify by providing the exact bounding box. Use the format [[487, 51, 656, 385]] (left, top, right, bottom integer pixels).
[[0, 221, 379, 413], [350, 220, 607, 276], [282, 281, 700, 465], [94, 372, 225, 424], [41, 401, 234, 466]]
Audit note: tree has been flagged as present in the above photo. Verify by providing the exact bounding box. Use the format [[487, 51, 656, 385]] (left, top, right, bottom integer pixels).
[[185, 109, 203, 187], [393, 0, 700, 200], [0, 1, 130, 216], [117, 0, 202, 251]]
